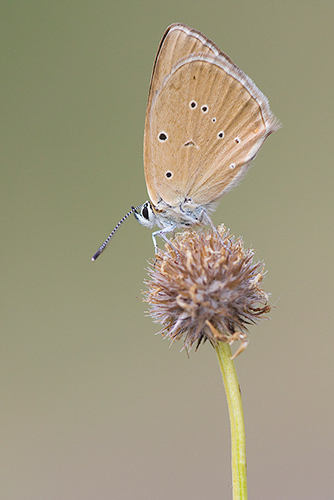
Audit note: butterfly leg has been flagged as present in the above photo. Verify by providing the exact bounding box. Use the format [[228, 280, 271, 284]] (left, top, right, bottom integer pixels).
[[152, 224, 177, 254], [200, 209, 224, 243]]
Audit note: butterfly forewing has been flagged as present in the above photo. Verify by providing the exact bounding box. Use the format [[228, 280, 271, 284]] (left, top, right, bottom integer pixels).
[[144, 24, 279, 208]]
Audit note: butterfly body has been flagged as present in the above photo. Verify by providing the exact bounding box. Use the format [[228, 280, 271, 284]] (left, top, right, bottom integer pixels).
[[134, 198, 215, 250], [135, 198, 212, 228]]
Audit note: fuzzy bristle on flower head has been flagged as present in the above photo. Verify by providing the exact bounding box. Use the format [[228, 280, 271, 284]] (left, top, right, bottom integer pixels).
[[145, 225, 271, 358]]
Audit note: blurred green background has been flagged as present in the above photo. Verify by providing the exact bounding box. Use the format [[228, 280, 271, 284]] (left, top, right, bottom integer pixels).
[[1, 1, 333, 499]]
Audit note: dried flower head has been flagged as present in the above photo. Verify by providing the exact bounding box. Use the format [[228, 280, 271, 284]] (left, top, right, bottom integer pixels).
[[145, 225, 271, 358]]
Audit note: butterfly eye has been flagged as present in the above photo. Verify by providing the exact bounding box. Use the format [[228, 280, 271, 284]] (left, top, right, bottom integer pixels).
[[218, 131, 224, 139], [142, 203, 150, 220], [189, 101, 197, 109], [201, 105, 208, 113], [158, 132, 168, 142], [165, 171, 173, 178]]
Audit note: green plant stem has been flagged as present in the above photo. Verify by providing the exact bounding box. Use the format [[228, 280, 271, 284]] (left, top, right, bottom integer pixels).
[[215, 342, 247, 500]]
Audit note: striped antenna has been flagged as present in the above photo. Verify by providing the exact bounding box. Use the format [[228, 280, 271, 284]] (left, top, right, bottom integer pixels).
[[91, 206, 140, 261]]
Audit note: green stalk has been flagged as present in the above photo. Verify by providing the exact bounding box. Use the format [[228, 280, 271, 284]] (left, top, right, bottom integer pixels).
[[215, 342, 247, 500]]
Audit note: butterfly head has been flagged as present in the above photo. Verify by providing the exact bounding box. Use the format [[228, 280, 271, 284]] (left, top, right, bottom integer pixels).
[[134, 201, 157, 229]]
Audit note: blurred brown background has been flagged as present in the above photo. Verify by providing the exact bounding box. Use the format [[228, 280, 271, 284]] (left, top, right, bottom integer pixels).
[[1, 2, 333, 499]]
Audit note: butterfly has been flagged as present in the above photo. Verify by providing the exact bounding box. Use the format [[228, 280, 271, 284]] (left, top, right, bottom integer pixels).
[[92, 23, 279, 261]]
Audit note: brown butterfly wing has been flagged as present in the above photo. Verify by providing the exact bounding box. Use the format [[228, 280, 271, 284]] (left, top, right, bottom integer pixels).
[[144, 24, 279, 207]]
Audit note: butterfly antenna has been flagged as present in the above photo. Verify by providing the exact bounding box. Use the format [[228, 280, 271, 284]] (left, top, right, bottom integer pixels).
[[91, 205, 140, 261]]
